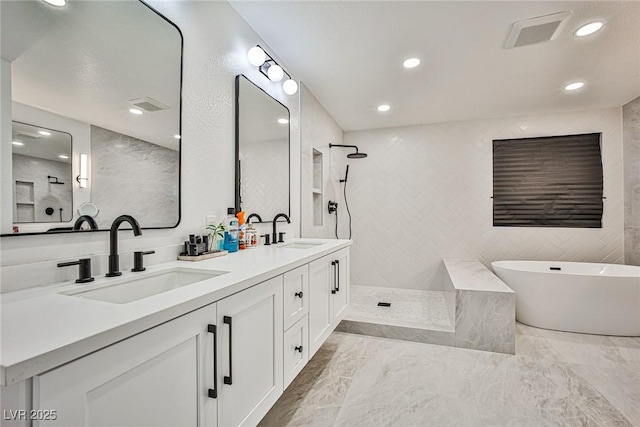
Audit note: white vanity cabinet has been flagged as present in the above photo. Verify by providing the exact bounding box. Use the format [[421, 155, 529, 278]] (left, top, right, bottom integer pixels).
[[33, 302, 218, 427], [5, 242, 351, 427], [216, 276, 283, 427], [282, 265, 310, 388], [308, 248, 350, 357]]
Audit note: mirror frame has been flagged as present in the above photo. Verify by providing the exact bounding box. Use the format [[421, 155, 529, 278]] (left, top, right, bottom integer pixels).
[[1, 0, 184, 237], [234, 74, 291, 223]]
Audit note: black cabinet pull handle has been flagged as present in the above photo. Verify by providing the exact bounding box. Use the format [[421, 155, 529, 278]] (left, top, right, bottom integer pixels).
[[207, 324, 218, 398], [295, 346, 303, 353], [336, 260, 340, 292], [223, 316, 233, 385], [331, 261, 337, 294], [295, 291, 303, 298]]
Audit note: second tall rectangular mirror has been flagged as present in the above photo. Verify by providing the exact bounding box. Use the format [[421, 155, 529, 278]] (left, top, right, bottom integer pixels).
[[235, 75, 290, 222]]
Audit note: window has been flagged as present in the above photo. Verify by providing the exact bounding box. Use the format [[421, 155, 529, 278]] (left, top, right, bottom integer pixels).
[[493, 133, 603, 228]]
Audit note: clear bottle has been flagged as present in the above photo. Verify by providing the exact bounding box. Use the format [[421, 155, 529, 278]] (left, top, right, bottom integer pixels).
[[223, 208, 239, 253]]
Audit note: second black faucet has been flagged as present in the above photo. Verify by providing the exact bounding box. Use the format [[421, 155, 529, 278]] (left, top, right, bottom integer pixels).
[[272, 213, 290, 244]]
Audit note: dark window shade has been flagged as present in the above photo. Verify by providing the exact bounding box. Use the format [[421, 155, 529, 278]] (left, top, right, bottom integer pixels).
[[493, 133, 603, 228]]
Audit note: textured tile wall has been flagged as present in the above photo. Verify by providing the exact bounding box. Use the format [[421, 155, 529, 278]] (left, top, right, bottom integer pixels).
[[91, 125, 179, 229], [239, 137, 289, 221], [300, 84, 346, 239], [623, 97, 640, 265], [344, 108, 624, 290], [12, 154, 73, 223]]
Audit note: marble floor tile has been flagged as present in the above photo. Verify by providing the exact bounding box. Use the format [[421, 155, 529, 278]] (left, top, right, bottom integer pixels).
[[346, 285, 452, 329], [261, 327, 638, 426]]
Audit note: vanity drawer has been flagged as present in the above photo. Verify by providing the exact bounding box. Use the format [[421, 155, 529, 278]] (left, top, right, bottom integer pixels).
[[283, 265, 309, 330], [283, 315, 308, 388]]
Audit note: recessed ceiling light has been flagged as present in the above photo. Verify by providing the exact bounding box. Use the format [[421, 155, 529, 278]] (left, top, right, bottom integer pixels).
[[575, 22, 604, 37], [377, 104, 391, 112], [403, 58, 421, 69], [38, 130, 51, 136], [564, 82, 585, 91], [174, 134, 181, 139], [58, 154, 69, 159], [12, 141, 24, 146], [42, 0, 66, 7], [129, 108, 143, 115], [277, 118, 289, 124]]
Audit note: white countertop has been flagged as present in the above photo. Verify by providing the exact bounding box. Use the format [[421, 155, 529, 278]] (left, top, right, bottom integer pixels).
[[0, 238, 351, 386]]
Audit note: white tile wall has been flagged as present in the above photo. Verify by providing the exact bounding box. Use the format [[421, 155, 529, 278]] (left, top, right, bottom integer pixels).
[[623, 97, 640, 265], [300, 84, 346, 239], [240, 137, 289, 221], [344, 108, 625, 290]]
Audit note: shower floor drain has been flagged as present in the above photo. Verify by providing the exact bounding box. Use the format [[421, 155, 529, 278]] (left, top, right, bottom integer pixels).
[[377, 302, 391, 307]]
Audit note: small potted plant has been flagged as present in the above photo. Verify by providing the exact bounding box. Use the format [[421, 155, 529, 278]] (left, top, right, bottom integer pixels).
[[206, 222, 226, 252]]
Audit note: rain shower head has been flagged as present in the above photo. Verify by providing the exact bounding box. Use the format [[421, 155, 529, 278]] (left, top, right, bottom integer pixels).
[[347, 152, 367, 159], [329, 144, 367, 159]]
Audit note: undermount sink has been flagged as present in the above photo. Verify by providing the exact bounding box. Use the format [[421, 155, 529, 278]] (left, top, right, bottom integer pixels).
[[61, 267, 228, 304], [278, 241, 325, 249]]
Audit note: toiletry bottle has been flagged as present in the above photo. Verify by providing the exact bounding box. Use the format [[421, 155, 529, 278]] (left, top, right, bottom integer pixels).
[[223, 208, 239, 253], [246, 222, 258, 248], [237, 211, 246, 250]]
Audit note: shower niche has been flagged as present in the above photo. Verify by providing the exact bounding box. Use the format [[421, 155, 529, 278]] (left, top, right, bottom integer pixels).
[[312, 149, 323, 226]]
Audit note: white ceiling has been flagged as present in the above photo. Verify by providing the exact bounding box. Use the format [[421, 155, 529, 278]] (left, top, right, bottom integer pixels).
[[12, 122, 71, 164], [230, 1, 640, 132], [1, 0, 181, 150]]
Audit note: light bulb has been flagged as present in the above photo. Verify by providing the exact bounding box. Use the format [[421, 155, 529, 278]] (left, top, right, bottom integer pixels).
[[377, 104, 391, 112], [564, 82, 585, 91], [248, 46, 266, 66], [283, 79, 298, 95], [129, 108, 143, 115], [267, 64, 284, 82], [575, 22, 604, 37], [42, 0, 65, 6], [403, 58, 421, 69]]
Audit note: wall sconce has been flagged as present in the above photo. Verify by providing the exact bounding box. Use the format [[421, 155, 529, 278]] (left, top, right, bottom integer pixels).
[[76, 153, 88, 188], [247, 45, 298, 95]]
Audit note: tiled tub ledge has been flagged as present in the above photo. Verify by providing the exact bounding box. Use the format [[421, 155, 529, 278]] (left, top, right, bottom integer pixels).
[[337, 260, 515, 354], [444, 259, 516, 354]]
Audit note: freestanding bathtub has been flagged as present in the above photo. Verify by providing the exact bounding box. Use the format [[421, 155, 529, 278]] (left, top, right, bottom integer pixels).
[[492, 261, 640, 336]]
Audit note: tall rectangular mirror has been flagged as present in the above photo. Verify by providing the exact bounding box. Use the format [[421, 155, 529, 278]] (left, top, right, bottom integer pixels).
[[1, 0, 182, 235], [235, 75, 290, 222]]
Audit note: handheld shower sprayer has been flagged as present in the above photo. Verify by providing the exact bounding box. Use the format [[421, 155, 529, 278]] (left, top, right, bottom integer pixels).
[[340, 165, 350, 183]]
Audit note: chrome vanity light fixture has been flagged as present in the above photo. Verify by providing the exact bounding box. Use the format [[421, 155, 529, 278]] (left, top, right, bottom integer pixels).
[[76, 153, 88, 188], [247, 45, 298, 95]]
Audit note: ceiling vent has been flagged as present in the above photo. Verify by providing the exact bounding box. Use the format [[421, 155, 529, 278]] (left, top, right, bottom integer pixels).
[[128, 97, 169, 112], [505, 11, 572, 49]]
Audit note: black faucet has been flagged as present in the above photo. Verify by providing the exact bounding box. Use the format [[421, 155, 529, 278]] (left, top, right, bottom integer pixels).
[[247, 213, 262, 223], [73, 215, 98, 230], [272, 213, 290, 244], [106, 215, 142, 277]]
